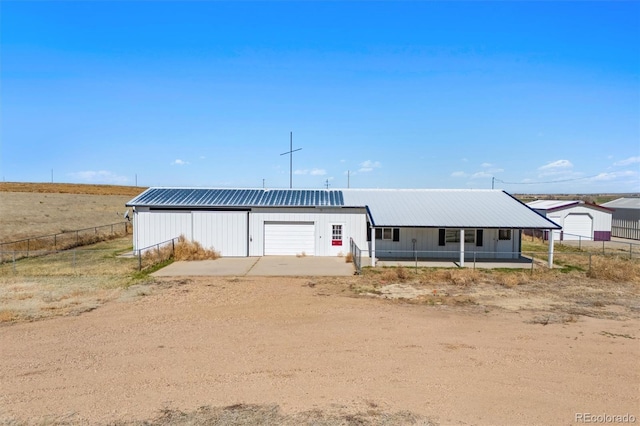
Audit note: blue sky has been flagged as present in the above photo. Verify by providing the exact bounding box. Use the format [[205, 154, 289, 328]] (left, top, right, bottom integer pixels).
[[2, 1, 639, 193]]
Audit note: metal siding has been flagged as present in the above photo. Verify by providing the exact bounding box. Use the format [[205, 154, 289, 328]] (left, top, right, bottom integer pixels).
[[135, 211, 192, 251], [249, 208, 368, 257], [192, 211, 248, 256]]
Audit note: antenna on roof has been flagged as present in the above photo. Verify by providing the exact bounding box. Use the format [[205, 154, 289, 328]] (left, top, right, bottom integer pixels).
[[280, 131, 302, 189], [325, 179, 330, 189]]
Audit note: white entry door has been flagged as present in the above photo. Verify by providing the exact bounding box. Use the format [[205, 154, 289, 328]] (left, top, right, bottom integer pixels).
[[264, 222, 315, 256]]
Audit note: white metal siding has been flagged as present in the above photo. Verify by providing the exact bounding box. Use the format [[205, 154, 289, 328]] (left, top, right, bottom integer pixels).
[[249, 208, 368, 256], [192, 211, 248, 256], [134, 210, 192, 252], [563, 214, 592, 240], [264, 222, 315, 256]]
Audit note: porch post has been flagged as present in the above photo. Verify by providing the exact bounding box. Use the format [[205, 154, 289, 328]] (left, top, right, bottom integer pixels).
[[548, 228, 554, 269], [460, 229, 465, 267], [371, 226, 376, 267]]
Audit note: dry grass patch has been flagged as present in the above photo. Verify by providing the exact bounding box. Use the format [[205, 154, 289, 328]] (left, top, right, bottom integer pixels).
[[116, 403, 434, 426], [345, 252, 353, 263], [174, 236, 220, 261], [587, 256, 640, 282]]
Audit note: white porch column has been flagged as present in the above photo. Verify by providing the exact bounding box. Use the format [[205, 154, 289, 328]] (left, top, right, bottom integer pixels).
[[548, 228, 555, 269], [371, 226, 376, 267], [460, 229, 465, 267]]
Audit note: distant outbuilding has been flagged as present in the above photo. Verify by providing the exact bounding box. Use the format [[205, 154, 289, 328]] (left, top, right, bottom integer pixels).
[[601, 197, 640, 240], [526, 200, 612, 241]]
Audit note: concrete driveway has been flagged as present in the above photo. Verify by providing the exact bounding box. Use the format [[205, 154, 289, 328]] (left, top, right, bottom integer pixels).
[[152, 256, 355, 277]]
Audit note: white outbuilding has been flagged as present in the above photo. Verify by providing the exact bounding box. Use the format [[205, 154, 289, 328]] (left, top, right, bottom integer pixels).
[[126, 188, 561, 267], [526, 200, 612, 241]]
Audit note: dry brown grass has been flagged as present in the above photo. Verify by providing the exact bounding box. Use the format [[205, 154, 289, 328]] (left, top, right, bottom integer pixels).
[[174, 236, 220, 261], [345, 252, 353, 263], [0, 191, 137, 242], [0, 182, 145, 196], [587, 256, 640, 282]]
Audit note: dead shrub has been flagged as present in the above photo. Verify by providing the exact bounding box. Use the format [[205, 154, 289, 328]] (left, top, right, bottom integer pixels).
[[395, 265, 409, 281], [495, 272, 531, 288], [345, 252, 353, 263], [174, 236, 220, 261], [380, 269, 398, 283], [587, 256, 640, 283]]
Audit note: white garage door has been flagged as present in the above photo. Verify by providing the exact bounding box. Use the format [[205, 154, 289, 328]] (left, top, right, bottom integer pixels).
[[264, 222, 315, 256], [564, 214, 592, 240]]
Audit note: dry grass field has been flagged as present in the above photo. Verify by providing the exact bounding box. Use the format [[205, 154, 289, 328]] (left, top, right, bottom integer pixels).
[[1, 184, 638, 425], [0, 183, 144, 242]]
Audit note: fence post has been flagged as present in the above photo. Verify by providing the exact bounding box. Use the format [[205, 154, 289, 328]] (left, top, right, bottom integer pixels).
[[602, 241, 605, 255], [530, 254, 534, 274], [172, 239, 175, 257], [54, 234, 57, 249], [630, 243, 633, 260], [578, 236, 581, 250], [473, 251, 476, 271], [138, 251, 142, 271]]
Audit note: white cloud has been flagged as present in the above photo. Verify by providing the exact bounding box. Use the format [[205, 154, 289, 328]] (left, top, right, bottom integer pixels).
[[481, 162, 493, 168], [359, 160, 381, 173], [538, 159, 573, 171], [172, 159, 189, 166], [294, 169, 308, 175], [471, 171, 492, 179], [614, 156, 640, 166], [310, 168, 327, 176], [451, 171, 468, 178], [68, 170, 129, 185], [592, 170, 638, 181]]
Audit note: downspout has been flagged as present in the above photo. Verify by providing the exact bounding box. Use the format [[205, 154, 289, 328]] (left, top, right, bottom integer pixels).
[[371, 225, 376, 267], [460, 228, 465, 267], [548, 228, 555, 268]]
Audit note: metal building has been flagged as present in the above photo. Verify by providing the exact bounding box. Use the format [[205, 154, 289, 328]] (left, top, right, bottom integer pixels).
[[601, 198, 640, 240], [126, 188, 560, 265], [526, 200, 612, 241]]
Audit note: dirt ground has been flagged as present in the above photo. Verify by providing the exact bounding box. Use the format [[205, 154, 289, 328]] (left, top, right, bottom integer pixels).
[[1, 276, 638, 425]]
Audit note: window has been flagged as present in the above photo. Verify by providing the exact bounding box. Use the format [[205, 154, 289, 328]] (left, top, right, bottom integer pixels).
[[444, 229, 475, 244], [476, 229, 483, 247], [499, 229, 511, 240], [375, 227, 400, 241], [332, 224, 343, 246]]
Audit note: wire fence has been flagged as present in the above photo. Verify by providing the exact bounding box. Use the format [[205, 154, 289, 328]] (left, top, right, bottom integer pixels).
[[135, 237, 181, 271], [350, 238, 362, 274], [524, 230, 640, 256], [0, 222, 131, 263], [371, 248, 637, 273]]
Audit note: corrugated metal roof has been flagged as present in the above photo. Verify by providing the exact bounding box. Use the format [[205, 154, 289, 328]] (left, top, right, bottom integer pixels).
[[127, 188, 560, 229], [342, 189, 559, 229], [126, 188, 344, 207], [601, 197, 640, 209], [526, 200, 581, 210]]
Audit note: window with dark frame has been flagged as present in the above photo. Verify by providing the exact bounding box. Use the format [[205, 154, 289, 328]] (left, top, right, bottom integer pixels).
[[444, 229, 475, 244], [499, 229, 511, 240], [374, 227, 400, 242]]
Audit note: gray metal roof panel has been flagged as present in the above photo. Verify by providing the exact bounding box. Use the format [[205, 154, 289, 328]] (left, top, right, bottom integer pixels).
[[341, 189, 560, 229], [601, 197, 640, 209]]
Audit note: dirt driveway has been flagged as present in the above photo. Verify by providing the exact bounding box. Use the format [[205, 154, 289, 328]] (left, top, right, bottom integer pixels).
[[1, 277, 638, 425]]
